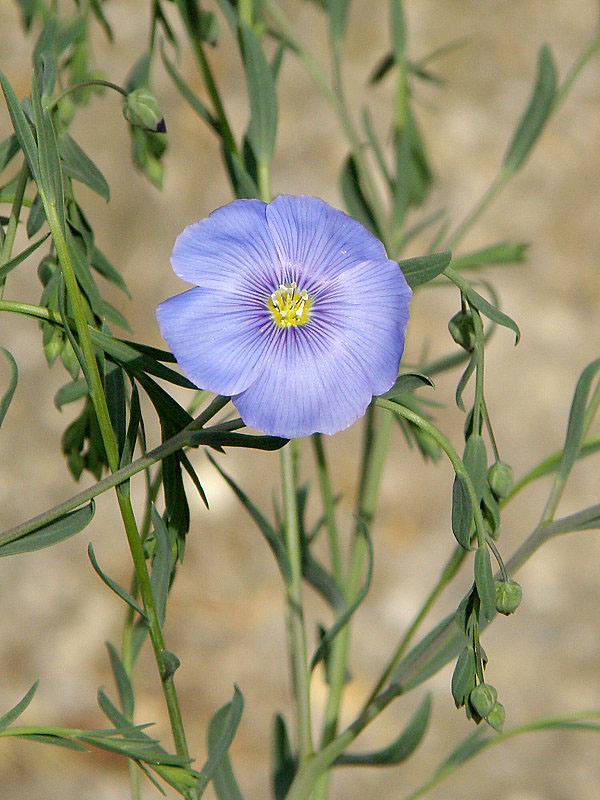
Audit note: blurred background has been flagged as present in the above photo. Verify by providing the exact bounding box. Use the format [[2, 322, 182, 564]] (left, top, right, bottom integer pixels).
[[0, 1, 599, 798]]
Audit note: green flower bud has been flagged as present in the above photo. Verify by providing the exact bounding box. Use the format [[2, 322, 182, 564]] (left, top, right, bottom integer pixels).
[[488, 461, 514, 499], [486, 701, 505, 732], [495, 579, 522, 615], [123, 88, 166, 132], [469, 683, 498, 718], [448, 310, 476, 351]]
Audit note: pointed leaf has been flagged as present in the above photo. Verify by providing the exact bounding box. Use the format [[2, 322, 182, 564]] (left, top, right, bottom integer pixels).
[[0, 682, 38, 733], [311, 521, 373, 671], [451, 473, 473, 550], [558, 357, 600, 482], [0, 348, 18, 429], [465, 285, 520, 344], [339, 155, 379, 238], [474, 546, 496, 622], [0, 69, 40, 182], [452, 241, 529, 270], [381, 372, 434, 399], [196, 686, 244, 797], [106, 641, 135, 719], [463, 435, 487, 501], [208, 453, 291, 582], [0, 501, 95, 556], [504, 45, 556, 173], [239, 22, 277, 164], [150, 506, 171, 627], [271, 714, 296, 799], [88, 543, 146, 618], [399, 249, 451, 288], [58, 133, 110, 200], [0, 233, 50, 282], [336, 693, 432, 766]]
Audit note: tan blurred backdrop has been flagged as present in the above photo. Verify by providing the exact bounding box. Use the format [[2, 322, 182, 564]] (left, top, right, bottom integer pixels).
[[1, 1, 600, 798]]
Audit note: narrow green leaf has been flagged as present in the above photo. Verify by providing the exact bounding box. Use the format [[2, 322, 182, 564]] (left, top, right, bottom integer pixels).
[[106, 641, 135, 719], [390, 612, 465, 693], [474, 546, 496, 622], [451, 473, 473, 550], [336, 693, 432, 766], [0, 682, 38, 733], [16, 733, 88, 751], [208, 454, 291, 582], [311, 520, 373, 671], [381, 372, 434, 399], [0, 69, 40, 182], [452, 241, 529, 270], [160, 42, 219, 135], [196, 686, 244, 797], [369, 53, 395, 84], [0, 501, 95, 556], [327, 0, 351, 42], [271, 714, 296, 799], [90, 246, 130, 296], [463, 435, 487, 501], [105, 360, 127, 455], [559, 357, 600, 481], [339, 155, 380, 238], [504, 45, 556, 173], [455, 352, 477, 412], [0, 133, 20, 171], [362, 107, 391, 186], [399, 249, 451, 288], [31, 71, 66, 234], [119, 381, 141, 472], [465, 285, 520, 344], [88, 543, 146, 619], [239, 22, 278, 164], [0, 348, 18, 429], [91, 328, 197, 389], [58, 133, 110, 201], [180, 451, 209, 509], [451, 646, 476, 708], [223, 146, 260, 199], [26, 192, 45, 237], [0, 233, 50, 283], [150, 506, 171, 627], [436, 729, 487, 774]]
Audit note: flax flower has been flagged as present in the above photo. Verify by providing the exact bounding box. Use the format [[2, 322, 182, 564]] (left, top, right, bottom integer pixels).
[[157, 195, 411, 438]]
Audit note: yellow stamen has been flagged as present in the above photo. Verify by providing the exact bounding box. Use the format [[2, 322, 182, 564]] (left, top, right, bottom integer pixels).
[[267, 281, 312, 328]]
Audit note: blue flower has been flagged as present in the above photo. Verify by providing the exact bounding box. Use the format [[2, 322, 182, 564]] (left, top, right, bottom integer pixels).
[[156, 195, 411, 438]]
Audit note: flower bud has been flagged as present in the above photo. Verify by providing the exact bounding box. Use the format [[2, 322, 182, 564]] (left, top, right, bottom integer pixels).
[[488, 461, 514, 499], [495, 579, 522, 615], [123, 88, 166, 132], [486, 701, 505, 732], [469, 683, 497, 718], [448, 310, 476, 351]]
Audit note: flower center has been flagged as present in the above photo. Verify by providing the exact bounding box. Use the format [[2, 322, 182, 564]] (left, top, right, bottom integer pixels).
[[267, 282, 312, 328]]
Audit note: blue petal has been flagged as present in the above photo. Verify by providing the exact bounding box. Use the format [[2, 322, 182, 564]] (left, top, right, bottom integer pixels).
[[266, 195, 388, 285], [156, 287, 276, 396], [310, 258, 412, 396], [171, 199, 283, 292], [232, 325, 375, 438]]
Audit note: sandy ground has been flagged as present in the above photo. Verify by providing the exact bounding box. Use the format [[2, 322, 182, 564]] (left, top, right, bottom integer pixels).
[[0, 1, 599, 798]]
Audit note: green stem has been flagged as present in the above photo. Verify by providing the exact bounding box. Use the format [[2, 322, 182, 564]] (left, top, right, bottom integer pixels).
[[21, 203, 194, 785], [313, 407, 393, 800], [312, 434, 342, 582], [49, 78, 128, 110], [281, 441, 314, 764], [445, 171, 509, 250], [363, 543, 467, 710], [376, 397, 487, 543], [401, 708, 600, 800]]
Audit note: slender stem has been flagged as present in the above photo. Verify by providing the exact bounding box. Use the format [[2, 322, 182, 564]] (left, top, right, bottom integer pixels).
[[401, 708, 600, 800], [363, 543, 467, 709], [445, 171, 509, 250], [0, 160, 29, 299], [281, 441, 314, 763], [257, 160, 272, 204], [313, 407, 393, 800], [49, 78, 128, 110], [27, 201, 194, 785], [312, 434, 342, 582], [376, 397, 487, 543]]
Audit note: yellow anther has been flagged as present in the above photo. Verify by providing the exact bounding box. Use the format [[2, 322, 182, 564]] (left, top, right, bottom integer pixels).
[[267, 282, 312, 328]]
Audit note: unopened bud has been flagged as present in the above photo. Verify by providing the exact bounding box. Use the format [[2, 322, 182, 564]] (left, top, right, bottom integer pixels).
[[448, 310, 476, 351], [469, 683, 497, 718], [123, 88, 166, 132], [495, 579, 522, 615], [488, 461, 514, 499], [486, 701, 505, 732]]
